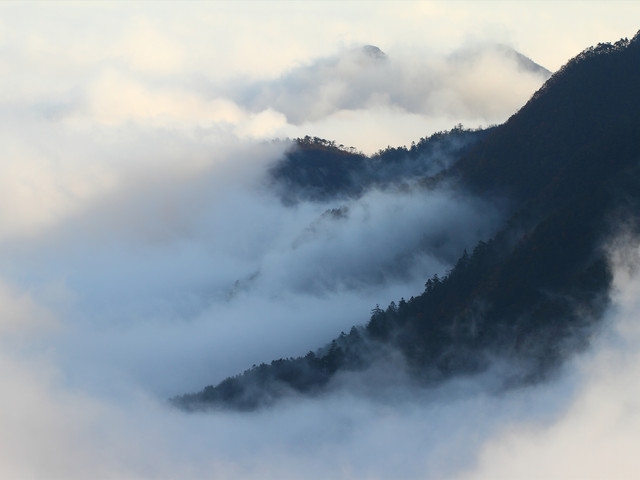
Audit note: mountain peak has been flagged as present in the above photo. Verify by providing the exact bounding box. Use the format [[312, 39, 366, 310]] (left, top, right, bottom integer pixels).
[[449, 42, 551, 77], [360, 44, 386, 61]]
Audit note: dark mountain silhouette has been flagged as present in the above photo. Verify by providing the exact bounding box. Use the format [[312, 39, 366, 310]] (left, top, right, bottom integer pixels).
[[173, 32, 640, 411], [269, 126, 492, 204]]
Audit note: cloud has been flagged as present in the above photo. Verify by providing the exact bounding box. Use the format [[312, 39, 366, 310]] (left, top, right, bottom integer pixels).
[[4, 1, 637, 157], [0, 326, 574, 480], [0, 3, 559, 154], [1, 4, 639, 478], [0, 31, 510, 472], [454, 239, 640, 480], [0, 280, 58, 334], [234, 43, 549, 125], [2, 232, 639, 480], [0, 115, 507, 478], [220, 43, 549, 152], [0, 131, 503, 397]]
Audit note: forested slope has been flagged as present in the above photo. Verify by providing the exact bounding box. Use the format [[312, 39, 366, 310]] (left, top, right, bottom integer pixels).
[[174, 31, 640, 411]]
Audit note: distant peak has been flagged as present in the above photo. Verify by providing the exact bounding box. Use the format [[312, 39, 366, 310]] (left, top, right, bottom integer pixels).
[[450, 43, 551, 76], [361, 45, 387, 60]]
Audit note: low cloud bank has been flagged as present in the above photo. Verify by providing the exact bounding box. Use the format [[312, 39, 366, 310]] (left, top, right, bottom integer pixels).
[[456, 238, 640, 479], [2, 8, 636, 477], [0, 126, 503, 398], [2, 232, 640, 479]]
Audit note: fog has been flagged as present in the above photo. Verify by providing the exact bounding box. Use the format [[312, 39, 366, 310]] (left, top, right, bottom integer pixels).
[[457, 239, 640, 479], [0, 3, 559, 155], [0, 125, 503, 398], [3, 225, 640, 479], [2, 3, 640, 478], [218, 42, 549, 152]]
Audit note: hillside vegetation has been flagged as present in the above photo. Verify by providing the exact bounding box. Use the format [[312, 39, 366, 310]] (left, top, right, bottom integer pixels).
[[174, 32, 640, 411]]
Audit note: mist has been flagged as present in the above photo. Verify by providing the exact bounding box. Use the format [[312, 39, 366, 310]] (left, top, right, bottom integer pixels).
[[3, 223, 640, 479], [0, 125, 503, 398], [0, 100, 508, 477], [214, 42, 550, 154], [456, 238, 640, 479], [2, 3, 640, 478], [0, 4, 557, 155], [223, 42, 549, 137]]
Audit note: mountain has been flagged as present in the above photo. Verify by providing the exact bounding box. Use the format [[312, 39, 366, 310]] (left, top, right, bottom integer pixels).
[[361, 44, 386, 61], [449, 43, 551, 77], [268, 126, 493, 204], [234, 43, 550, 126], [173, 32, 640, 411]]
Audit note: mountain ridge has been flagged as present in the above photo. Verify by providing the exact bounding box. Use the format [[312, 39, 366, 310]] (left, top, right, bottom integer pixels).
[[173, 31, 640, 411]]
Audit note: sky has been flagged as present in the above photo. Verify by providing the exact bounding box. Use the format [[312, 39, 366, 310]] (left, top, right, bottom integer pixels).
[[1, 1, 640, 478], [2, 1, 639, 154]]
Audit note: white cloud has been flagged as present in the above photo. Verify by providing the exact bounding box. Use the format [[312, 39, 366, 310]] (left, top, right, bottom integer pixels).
[[1, 1, 636, 154], [225, 43, 549, 152], [0, 3, 638, 478], [1, 234, 636, 480], [456, 240, 640, 480], [0, 134, 501, 397]]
